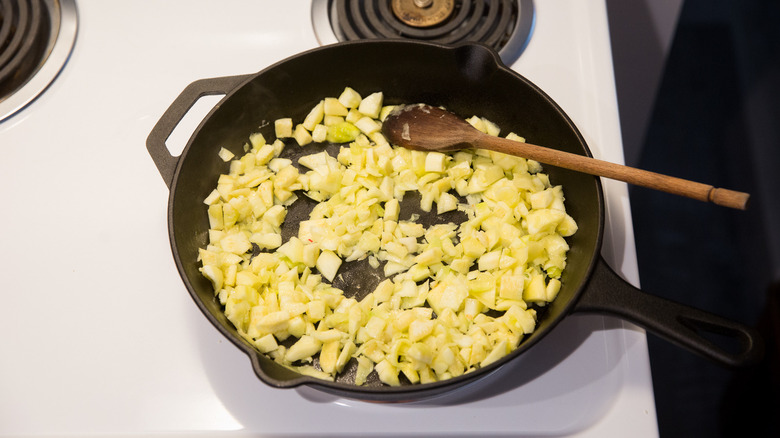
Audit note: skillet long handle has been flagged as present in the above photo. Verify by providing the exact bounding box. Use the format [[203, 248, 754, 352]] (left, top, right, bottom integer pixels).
[[483, 136, 750, 210], [146, 74, 251, 188], [574, 257, 764, 367]]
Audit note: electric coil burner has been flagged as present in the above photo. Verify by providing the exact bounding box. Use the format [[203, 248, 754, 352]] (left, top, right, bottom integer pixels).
[[0, 0, 77, 122], [312, 0, 534, 65]]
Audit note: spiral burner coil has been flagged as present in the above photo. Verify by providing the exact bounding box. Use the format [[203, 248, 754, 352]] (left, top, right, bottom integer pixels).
[[312, 0, 534, 66], [0, 0, 77, 122], [0, 0, 50, 97]]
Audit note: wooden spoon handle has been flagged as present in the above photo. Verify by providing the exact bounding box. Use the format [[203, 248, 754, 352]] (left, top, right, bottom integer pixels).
[[481, 135, 750, 210]]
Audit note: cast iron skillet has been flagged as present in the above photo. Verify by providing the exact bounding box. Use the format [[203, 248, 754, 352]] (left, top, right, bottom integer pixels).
[[147, 41, 762, 402]]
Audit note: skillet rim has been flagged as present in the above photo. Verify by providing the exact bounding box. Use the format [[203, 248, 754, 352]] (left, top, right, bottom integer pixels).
[[163, 39, 605, 401]]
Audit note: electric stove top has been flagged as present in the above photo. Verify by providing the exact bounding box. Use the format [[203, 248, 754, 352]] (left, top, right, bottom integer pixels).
[[0, 1, 658, 436]]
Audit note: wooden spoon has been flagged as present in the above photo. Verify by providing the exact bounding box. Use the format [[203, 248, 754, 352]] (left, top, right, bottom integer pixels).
[[381, 104, 750, 210]]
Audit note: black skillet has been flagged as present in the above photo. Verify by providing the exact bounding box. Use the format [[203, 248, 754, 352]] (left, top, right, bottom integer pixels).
[[147, 41, 762, 402]]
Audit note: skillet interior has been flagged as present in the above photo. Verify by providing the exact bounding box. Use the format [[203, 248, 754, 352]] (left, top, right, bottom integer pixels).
[[167, 41, 603, 400]]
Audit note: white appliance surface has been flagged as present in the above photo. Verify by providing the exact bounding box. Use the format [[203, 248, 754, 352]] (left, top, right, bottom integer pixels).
[[0, 0, 658, 436]]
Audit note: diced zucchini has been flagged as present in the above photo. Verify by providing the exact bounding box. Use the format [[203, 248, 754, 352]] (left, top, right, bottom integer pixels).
[[199, 89, 577, 385]]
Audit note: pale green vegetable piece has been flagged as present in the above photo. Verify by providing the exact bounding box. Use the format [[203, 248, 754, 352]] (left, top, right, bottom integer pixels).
[[303, 100, 325, 131], [274, 118, 293, 138], [326, 121, 361, 143], [338, 87, 362, 108], [316, 249, 342, 282], [358, 91, 383, 119]]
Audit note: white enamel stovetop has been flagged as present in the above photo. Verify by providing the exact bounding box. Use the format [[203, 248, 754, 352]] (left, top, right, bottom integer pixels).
[[0, 1, 658, 436]]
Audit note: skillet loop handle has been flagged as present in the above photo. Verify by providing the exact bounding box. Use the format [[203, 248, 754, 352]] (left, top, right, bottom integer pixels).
[[146, 74, 250, 188], [575, 257, 764, 367]]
